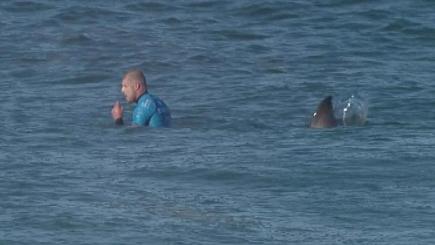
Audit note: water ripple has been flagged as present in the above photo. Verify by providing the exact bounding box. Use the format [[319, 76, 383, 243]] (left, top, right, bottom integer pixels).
[[2, 1, 53, 13], [2, 1, 435, 244]]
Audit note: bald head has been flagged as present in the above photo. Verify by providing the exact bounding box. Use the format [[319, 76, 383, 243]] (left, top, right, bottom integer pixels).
[[123, 69, 147, 87], [121, 69, 148, 103]]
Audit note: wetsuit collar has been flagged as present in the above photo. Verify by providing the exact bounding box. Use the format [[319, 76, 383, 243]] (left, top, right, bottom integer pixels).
[[136, 91, 148, 103]]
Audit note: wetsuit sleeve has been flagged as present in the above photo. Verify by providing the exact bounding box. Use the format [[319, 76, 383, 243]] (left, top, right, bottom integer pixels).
[[132, 98, 156, 126]]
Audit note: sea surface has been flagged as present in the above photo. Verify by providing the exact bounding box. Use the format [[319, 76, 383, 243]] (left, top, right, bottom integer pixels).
[[1, 0, 435, 244]]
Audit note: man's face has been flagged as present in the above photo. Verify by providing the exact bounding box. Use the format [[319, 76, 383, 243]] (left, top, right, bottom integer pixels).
[[121, 78, 136, 103]]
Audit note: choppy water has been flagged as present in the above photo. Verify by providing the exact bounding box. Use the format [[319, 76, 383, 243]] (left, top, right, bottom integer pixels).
[[2, 0, 435, 244]]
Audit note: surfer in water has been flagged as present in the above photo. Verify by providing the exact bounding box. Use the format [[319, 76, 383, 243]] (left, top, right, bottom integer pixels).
[[111, 69, 171, 127]]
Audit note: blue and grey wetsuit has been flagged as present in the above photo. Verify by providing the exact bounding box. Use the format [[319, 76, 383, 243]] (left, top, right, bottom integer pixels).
[[132, 93, 171, 127]]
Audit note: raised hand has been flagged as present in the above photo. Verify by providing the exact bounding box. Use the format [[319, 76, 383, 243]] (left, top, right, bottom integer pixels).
[[112, 101, 124, 125]]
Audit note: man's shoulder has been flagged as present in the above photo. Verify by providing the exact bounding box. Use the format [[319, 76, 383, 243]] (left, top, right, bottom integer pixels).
[[138, 93, 169, 109], [148, 94, 168, 105], [136, 93, 154, 108]]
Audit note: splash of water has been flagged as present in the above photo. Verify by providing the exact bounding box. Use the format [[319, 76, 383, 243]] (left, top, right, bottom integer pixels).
[[334, 94, 368, 126]]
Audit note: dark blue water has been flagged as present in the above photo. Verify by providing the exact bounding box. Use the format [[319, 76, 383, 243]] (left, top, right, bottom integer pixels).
[[2, 1, 435, 244]]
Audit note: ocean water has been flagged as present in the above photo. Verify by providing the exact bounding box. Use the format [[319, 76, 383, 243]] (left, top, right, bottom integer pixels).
[[1, 0, 435, 244]]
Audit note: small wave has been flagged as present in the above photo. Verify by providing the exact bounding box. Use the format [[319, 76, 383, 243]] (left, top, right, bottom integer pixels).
[[316, 0, 377, 8], [382, 18, 420, 32], [124, 2, 178, 12], [187, 54, 216, 64], [382, 18, 435, 42], [233, 4, 277, 17], [231, 2, 304, 22], [212, 29, 269, 41], [185, 0, 231, 9], [44, 73, 111, 86], [246, 44, 271, 53], [357, 9, 391, 21], [161, 17, 183, 25], [61, 33, 94, 45], [2, 1, 53, 13], [53, 6, 124, 24]]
